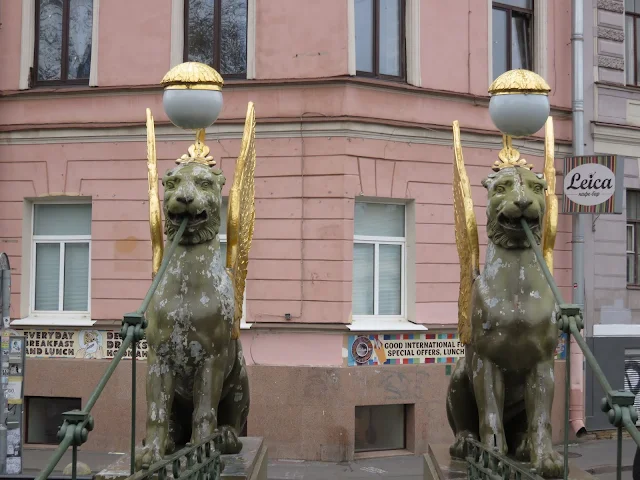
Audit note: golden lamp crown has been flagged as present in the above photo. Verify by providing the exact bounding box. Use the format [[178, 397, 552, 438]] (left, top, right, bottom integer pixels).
[[488, 69, 551, 171], [161, 62, 224, 91]]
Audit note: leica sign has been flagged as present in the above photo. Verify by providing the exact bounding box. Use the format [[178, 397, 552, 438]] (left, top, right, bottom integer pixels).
[[563, 163, 616, 207]]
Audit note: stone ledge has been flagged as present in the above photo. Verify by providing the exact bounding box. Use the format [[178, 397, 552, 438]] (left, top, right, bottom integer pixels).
[[598, 26, 624, 42], [598, 55, 625, 70], [598, 0, 624, 13]]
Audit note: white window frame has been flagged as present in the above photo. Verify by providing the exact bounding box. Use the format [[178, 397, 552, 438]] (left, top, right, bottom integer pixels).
[[171, 0, 257, 79], [488, 0, 547, 85], [350, 200, 426, 332], [19, 0, 101, 89], [14, 200, 94, 327], [628, 223, 636, 284], [347, 0, 421, 87]]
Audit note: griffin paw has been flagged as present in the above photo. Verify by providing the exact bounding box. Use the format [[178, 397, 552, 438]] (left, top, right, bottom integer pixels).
[[533, 450, 564, 479], [449, 431, 477, 459], [134, 444, 162, 471], [216, 425, 243, 455], [514, 436, 530, 461]]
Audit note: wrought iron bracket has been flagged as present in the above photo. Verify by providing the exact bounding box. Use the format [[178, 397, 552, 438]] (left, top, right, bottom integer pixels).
[[556, 304, 583, 333], [121, 312, 147, 341], [57, 411, 94, 447], [601, 390, 639, 427]]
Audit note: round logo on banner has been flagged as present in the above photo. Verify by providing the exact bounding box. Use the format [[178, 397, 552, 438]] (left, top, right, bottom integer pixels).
[[563, 163, 616, 207], [351, 336, 373, 364]]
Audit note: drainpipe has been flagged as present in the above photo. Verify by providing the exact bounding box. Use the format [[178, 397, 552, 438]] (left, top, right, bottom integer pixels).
[[570, 0, 587, 435]]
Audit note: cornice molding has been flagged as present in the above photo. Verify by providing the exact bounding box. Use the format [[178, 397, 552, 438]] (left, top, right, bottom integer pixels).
[[0, 119, 574, 158], [592, 121, 640, 148]]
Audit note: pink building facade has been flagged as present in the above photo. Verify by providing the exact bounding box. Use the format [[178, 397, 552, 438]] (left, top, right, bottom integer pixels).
[[0, 0, 575, 461]]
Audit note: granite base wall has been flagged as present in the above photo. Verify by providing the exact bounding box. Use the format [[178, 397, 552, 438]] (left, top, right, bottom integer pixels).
[[23, 358, 570, 462]]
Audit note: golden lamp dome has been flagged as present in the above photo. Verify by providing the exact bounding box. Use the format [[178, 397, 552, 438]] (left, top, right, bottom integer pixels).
[[488, 69, 551, 95], [161, 62, 224, 91]]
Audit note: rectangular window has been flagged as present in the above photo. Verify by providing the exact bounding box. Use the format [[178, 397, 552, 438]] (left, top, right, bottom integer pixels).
[[185, 0, 248, 77], [353, 202, 405, 318], [492, 0, 533, 80], [31, 204, 92, 314], [33, 0, 93, 86], [355, 404, 406, 453], [355, 0, 406, 80], [627, 0, 640, 85], [628, 191, 640, 285], [26, 396, 81, 444]]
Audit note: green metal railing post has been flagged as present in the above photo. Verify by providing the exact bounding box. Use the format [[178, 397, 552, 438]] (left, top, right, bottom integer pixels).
[[35, 219, 189, 480], [564, 332, 570, 480]]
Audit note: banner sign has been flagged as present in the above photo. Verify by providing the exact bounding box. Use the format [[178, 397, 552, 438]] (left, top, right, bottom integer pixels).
[[347, 333, 567, 366], [1, 334, 25, 475], [562, 155, 624, 214], [22, 330, 148, 360]]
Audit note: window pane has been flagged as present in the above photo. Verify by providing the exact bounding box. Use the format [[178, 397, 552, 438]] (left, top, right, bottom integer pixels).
[[627, 0, 634, 12], [511, 12, 533, 70], [35, 243, 60, 311], [67, 0, 92, 80], [636, 18, 640, 86], [378, 0, 402, 76], [355, 203, 405, 237], [220, 0, 248, 75], [498, 0, 532, 8], [628, 253, 636, 284], [37, 0, 63, 81], [355, 0, 374, 72], [628, 225, 635, 252], [220, 241, 227, 263], [34, 204, 92, 236], [627, 16, 636, 84], [378, 244, 401, 315], [629, 191, 640, 220], [187, 0, 215, 65], [220, 198, 228, 236], [63, 243, 89, 311], [353, 243, 374, 315], [492, 8, 509, 79], [355, 405, 406, 452]]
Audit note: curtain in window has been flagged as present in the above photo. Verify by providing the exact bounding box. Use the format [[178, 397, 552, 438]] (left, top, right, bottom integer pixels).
[[34, 204, 92, 236], [511, 12, 532, 70], [378, 244, 401, 315], [378, 0, 402, 76], [35, 243, 60, 311], [63, 243, 90, 311], [354, 203, 404, 237], [353, 244, 375, 315]]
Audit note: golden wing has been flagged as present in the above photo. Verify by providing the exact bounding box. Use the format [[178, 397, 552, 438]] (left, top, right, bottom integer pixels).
[[226, 102, 256, 339], [541, 116, 557, 273], [146, 108, 164, 278], [452, 121, 480, 345]]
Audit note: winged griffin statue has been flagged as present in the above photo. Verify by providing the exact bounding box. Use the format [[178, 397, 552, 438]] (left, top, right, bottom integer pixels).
[[446, 70, 564, 478], [135, 62, 255, 469]]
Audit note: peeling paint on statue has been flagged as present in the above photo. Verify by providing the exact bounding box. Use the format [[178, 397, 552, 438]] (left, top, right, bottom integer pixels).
[[135, 163, 249, 470], [446, 167, 564, 478]]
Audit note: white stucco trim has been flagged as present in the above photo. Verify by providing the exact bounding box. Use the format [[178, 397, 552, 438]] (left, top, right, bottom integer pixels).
[[593, 122, 640, 157], [405, 0, 421, 87], [488, 0, 548, 83], [593, 324, 640, 337], [246, 0, 257, 79], [533, 0, 548, 79], [0, 121, 576, 158], [18, 0, 36, 90], [89, 0, 100, 86], [171, 0, 256, 77], [347, 0, 356, 76], [11, 317, 96, 327], [347, 318, 427, 332], [170, 0, 185, 68]]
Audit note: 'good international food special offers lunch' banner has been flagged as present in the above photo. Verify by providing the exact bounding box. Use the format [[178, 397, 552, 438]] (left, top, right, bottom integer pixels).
[[347, 333, 567, 366], [22, 329, 148, 359]]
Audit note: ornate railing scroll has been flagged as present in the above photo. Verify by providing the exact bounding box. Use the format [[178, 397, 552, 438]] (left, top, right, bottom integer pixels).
[[465, 439, 544, 480], [34, 219, 209, 480], [123, 432, 223, 480], [519, 218, 640, 480]]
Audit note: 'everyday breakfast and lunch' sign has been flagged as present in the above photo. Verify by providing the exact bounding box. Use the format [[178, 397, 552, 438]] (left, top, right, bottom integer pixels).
[[347, 333, 567, 366], [562, 155, 623, 214], [22, 330, 148, 359]]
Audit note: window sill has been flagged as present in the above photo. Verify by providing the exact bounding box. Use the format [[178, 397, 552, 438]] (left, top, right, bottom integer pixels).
[[348, 318, 427, 332], [240, 322, 253, 330], [11, 317, 96, 327]]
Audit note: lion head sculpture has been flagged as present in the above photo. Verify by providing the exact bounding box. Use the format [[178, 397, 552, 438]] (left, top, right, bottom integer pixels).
[[481, 166, 547, 249], [162, 162, 226, 245]]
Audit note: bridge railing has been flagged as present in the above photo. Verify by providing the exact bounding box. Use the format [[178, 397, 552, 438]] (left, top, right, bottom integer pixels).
[[33, 219, 222, 480]]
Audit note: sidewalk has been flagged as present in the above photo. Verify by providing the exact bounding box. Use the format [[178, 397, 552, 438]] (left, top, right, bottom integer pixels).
[[20, 437, 639, 479]]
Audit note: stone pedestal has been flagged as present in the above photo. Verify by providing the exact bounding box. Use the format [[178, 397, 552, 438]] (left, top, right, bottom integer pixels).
[[424, 444, 594, 480], [95, 437, 267, 480]]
